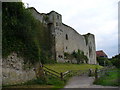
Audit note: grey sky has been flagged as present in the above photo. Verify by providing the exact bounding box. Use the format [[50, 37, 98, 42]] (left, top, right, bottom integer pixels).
[[22, 0, 119, 58]]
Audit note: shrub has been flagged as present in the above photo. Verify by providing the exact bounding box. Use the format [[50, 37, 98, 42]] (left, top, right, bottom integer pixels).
[[64, 50, 88, 64]]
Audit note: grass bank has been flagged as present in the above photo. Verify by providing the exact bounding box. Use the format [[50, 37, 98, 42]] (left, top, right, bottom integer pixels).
[[44, 63, 103, 73]]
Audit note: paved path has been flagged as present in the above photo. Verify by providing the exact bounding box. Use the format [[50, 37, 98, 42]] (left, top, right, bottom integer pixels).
[[64, 75, 119, 88]]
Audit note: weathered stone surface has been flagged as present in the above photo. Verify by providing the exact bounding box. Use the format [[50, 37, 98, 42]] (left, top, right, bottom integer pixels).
[[29, 8, 97, 64], [2, 53, 36, 85]]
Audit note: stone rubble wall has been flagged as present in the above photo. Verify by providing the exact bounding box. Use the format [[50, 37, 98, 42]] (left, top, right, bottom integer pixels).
[[2, 53, 36, 85]]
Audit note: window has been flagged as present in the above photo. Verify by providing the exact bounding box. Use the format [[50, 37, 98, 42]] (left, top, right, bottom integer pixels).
[[66, 34, 68, 40], [58, 55, 61, 58], [58, 55, 63, 58], [57, 15, 59, 19], [66, 47, 67, 50], [60, 29, 63, 32], [56, 22, 58, 26]]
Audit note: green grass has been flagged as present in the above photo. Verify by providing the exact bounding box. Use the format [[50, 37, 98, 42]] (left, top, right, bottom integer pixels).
[[3, 76, 65, 89], [94, 68, 120, 86], [3, 63, 103, 89], [44, 63, 103, 73], [44, 63, 103, 82], [46, 75, 65, 88]]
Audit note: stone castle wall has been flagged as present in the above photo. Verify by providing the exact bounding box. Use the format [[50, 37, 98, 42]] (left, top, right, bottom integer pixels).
[[29, 7, 96, 64], [2, 53, 36, 85], [2, 7, 97, 86]]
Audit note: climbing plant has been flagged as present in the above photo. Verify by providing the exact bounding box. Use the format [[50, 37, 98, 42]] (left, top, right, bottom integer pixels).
[[2, 2, 52, 64], [72, 50, 88, 64], [64, 50, 88, 64]]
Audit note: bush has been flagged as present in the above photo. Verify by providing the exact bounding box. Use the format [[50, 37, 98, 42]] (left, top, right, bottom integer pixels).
[[72, 50, 88, 64], [64, 50, 88, 64]]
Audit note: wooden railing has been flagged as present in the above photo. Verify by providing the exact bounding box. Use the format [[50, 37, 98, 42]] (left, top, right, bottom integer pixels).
[[42, 65, 71, 80], [42, 65, 95, 81], [94, 66, 117, 80]]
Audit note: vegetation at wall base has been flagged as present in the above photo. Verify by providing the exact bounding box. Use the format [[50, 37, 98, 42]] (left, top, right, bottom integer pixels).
[[64, 49, 88, 64], [3, 75, 65, 89]]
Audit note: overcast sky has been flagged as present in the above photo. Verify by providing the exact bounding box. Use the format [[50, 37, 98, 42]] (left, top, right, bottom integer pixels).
[[22, 0, 119, 58]]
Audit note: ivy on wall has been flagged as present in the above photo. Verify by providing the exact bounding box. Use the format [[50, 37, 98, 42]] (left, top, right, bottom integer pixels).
[[2, 2, 52, 64], [64, 49, 88, 64]]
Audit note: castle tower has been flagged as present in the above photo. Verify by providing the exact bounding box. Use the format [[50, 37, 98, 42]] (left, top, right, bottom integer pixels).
[[87, 34, 96, 64], [47, 11, 65, 62]]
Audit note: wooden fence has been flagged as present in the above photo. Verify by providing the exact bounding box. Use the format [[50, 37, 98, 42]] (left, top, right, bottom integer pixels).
[[42, 65, 71, 81], [94, 66, 118, 80], [42, 65, 94, 80], [42, 65, 105, 81], [71, 69, 89, 76]]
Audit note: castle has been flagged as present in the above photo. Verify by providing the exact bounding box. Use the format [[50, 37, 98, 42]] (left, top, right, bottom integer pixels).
[[29, 7, 97, 64]]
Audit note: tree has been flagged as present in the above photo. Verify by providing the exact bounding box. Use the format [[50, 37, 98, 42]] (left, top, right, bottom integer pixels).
[[111, 54, 120, 68], [97, 57, 112, 66]]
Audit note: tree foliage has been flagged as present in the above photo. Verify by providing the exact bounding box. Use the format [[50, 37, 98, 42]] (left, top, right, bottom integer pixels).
[[97, 57, 112, 66], [110, 54, 120, 68], [2, 2, 52, 64]]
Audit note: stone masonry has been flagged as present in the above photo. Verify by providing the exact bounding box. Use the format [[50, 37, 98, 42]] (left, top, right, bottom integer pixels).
[[29, 7, 97, 64], [2, 53, 36, 85]]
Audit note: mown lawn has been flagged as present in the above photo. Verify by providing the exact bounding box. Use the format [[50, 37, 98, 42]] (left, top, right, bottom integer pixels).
[[44, 63, 103, 73], [94, 68, 120, 86]]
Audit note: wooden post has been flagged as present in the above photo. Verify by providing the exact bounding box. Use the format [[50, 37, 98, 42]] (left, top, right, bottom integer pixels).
[[88, 69, 92, 77], [95, 68, 98, 80], [60, 72, 63, 80]]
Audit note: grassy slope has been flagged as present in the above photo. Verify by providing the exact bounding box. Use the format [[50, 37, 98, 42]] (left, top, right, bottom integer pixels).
[[44, 63, 103, 73], [94, 68, 120, 86]]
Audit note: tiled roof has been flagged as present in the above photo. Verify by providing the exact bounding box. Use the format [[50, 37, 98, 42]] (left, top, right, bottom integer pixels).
[[96, 50, 107, 57]]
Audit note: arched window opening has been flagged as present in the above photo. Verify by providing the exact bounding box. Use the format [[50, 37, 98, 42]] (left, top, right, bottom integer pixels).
[[66, 34, 68, 40], [66, 46, 67, 50]]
